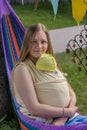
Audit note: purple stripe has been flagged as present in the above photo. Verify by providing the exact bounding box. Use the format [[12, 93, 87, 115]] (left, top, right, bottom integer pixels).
[[0, 0, 10, 23], [5, 0, 25, 33]]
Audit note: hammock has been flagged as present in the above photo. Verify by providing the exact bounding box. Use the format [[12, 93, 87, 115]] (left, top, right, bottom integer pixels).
[[1, 0, 87, 129]]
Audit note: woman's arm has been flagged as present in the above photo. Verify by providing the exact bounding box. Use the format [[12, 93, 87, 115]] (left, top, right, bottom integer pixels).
[[68, 83, 77, 107], [13, 64, 78, 118]]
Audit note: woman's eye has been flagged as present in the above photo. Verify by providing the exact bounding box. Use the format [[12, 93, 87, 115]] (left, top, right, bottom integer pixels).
[[32, 40, 37, 44], [41, 40, 48, 44], [31, 40, 48, 44]]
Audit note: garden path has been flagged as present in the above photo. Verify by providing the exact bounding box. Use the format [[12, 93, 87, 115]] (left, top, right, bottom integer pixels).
[[49, 25, 84, 53]]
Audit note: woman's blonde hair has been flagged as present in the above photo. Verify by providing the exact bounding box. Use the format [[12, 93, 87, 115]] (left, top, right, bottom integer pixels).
[[19, 23, 55, 62]]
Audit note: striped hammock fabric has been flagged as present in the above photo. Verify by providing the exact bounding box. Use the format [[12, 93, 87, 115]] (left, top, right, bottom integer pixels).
[[1, 0, 87, 129]]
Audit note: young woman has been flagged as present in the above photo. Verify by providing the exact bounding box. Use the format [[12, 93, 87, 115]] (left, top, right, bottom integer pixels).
[[11, 23, 87, 126]]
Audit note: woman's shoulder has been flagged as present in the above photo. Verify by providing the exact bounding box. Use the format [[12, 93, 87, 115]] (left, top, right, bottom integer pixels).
[[12, 62, 29, 75]]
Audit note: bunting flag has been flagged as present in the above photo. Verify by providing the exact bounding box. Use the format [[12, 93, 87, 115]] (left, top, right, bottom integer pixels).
[[50, 0, 59, 19], [72, 0, 87, 25]]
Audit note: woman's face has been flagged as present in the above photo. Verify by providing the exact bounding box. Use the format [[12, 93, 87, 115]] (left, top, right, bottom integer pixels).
[[29, 30, 48, 63]]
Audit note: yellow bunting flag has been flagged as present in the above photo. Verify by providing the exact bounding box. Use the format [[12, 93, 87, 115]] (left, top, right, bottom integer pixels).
[[72, 0, 87, 25]]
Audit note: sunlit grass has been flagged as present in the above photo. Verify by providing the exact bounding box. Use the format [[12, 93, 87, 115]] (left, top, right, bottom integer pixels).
[[12, 2, 87, 30], [56, 52, 87, 115]]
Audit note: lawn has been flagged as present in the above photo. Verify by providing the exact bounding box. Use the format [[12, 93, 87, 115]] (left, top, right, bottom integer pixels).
[[12, 1, 86, 29], [0, 1, 87, 130], [56, 52, 87, 115]]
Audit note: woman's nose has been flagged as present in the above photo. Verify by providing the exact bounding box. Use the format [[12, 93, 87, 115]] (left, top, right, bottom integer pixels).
[[37, 42, 42, 48]]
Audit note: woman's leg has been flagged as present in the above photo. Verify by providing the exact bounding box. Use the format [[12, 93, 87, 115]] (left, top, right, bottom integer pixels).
[[52, 117, 68, 126], [65, 115, 87, 125], [34, 0, 38, 11]]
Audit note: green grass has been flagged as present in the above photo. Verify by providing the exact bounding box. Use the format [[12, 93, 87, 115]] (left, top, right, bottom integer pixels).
[[0, 1, 87, 130], [12, 2, 87, 30], [0, 119, 19, 130], [56, 52, 87, 115]]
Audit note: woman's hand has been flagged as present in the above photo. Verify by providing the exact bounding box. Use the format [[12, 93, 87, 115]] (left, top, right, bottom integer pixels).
[[64, 106, 78, 117], [52, 105, 78, 125]]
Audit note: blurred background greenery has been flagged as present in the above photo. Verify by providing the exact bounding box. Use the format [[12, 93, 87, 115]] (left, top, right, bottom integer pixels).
[[12, 1, 87, 29]]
